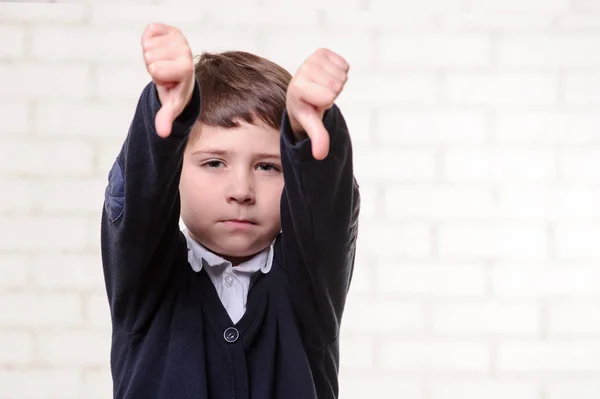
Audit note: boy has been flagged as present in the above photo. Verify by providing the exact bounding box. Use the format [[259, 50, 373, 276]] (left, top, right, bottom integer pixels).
[[101, 22, 360, 399]]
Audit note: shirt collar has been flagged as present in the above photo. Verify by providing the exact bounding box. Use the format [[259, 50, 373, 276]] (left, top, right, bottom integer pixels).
[[183, 229, 273, 274]]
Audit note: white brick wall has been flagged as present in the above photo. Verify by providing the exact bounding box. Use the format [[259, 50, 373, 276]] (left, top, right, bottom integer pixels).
[[2, 1, 600, 398]]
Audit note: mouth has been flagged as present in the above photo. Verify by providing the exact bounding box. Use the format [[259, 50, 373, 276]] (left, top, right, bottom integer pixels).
[[221, 219, 257, 226]]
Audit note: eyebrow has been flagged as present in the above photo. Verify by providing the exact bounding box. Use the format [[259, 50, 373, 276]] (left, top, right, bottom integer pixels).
[[191, 149, 281, 160]]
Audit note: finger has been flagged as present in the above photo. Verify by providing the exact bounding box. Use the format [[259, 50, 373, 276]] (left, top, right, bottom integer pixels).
[[306, 64, 346, 94], [292, 78, 337, 110], [142, 33, 184, 52], [155, 102, 175, 138], [294, 104, 330, 160], [324, 49, 350, 72], [144, 44, 191, 65], [142, 22, 172, 42], [308, 59, 348, 87], [147, 59, 193, 83]]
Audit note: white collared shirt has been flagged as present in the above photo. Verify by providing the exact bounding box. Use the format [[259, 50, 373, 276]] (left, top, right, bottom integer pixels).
[[183, 230, 274, 324]]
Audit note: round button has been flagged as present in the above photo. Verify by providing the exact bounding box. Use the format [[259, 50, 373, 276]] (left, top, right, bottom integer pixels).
[[223, 327, 239, 343], [224, 275, 234, 287]]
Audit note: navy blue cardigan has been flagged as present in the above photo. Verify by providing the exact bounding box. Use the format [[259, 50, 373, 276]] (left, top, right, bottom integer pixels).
[[101, 80, 360, 399]]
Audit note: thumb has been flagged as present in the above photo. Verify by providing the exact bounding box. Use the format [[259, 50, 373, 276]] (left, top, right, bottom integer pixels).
[[155, 102, 176, 138], [296, 107, 330, 160]]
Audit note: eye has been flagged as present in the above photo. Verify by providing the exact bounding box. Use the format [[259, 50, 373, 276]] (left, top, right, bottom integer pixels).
[[256, 163, 281, 173], [203, 160, 225, 168]]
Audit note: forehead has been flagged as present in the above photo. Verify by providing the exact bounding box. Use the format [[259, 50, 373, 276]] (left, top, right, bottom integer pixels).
[[188, 121, 280, 155]]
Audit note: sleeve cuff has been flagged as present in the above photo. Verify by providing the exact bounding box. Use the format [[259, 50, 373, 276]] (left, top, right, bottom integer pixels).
[[280, 105, 339, 161], [148, 79, 202, 138]]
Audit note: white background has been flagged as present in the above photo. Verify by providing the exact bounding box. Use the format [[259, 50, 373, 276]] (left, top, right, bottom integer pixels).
[[1, 0, 600, 398]]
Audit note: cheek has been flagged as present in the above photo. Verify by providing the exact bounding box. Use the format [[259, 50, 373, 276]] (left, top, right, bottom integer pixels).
[[180, 166, 217, 212]]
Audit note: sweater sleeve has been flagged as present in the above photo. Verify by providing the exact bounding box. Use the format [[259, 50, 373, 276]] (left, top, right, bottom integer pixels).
[[101, 81, 201, 333], [278, 104, 361, 347]]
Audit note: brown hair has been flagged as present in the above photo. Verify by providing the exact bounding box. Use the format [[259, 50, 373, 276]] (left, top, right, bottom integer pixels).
[[192, 51, 292, 132]]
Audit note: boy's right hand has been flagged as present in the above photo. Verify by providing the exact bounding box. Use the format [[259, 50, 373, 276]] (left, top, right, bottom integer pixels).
[[142, 23, 195, 138]]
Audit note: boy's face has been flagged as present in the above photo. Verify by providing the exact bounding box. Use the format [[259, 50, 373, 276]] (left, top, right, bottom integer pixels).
[[180, 120, 284, 264]]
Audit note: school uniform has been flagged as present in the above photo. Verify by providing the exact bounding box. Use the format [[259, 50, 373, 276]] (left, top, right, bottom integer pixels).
[[101, 80, 360, 399]]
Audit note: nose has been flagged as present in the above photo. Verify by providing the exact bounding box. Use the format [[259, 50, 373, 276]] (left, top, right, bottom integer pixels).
[[226, 168, 255, 205]]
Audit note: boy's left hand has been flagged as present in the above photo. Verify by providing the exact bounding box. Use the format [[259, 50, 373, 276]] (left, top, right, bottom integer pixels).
[[286, 48, 349, 160]]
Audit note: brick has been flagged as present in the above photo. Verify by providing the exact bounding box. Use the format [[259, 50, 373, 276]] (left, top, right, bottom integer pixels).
[[35, 100, 138, 138], [380, 340, 489, 372], [0, 101, 29, 135], [0, 26, 25, 59], [559, 149, 600, 183], [376, 264, 487, 297], [555, 15, 600, 30], [338, 376, 423, 399], [0, 369, 81, 399], [354, 149, 437, 182], [384, 186, 495, 220], [493, 112, 600, 144], [497, 187, 600, 221], [343, 72, 438, 105], [444, 73, 557, 106], [0, 3, 85, 23], [498, 341, 600, 372], [431, 301, 541, 336], [565, 73, 600, 105], [358, 223, 432, 257], [206, 6, 318, 28], [547, 382, 600, 399], [0, 140, 95, 176], [0, 255, 28, 288], [0, 332, 33, 364], [0, 293, 82, 327], [555, 224, 600, 260], [338, 336, 375, 370], [347, 255, 372, 295], [430, 379, 539, 399], [185, 29, 261, 56], [343, 296, 425, 334], [439, 224, 548, 259], [0, 217, 88, 252], [82, 369, 112, 399], [32, 26, 140, 61], [377, 110, 487, 144], [261, 0, 361, 8], [95, 64, 150, 101], [469, 0, 569, 12], [498, 36, 600, 68], [87, 293, 111, 328], [572, 0, 600, 12], [34, 178, 107, 213], [443, 148, 556, 183], [90, 4, 201, 26], [37, 330, 110, 366], [368, 0, 464, 12], [380, 34, 491, 67], [0, 178, 33, 212], [96, 142, 123, 176], [324, 10, 435, 30], [0, 63, 90, 100], [262, 32, 373, 72], [354, 183, 378, 221], [439, 14, 554, 30], [492, 265, 600, 298], [548, 302, 600, 336], [31, 254, 103, 291], [335, 105, 372, 145]]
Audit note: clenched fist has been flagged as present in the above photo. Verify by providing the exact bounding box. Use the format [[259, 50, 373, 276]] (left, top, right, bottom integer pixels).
[[141, 23, 195, 138], [286, 48, 349, 160]]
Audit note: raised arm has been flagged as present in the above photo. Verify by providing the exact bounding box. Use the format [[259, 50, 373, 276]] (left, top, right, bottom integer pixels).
[[101, 23, 199, 332], [277, 49, 360, 347]]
